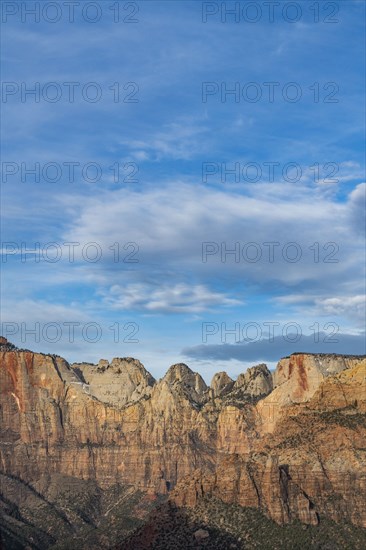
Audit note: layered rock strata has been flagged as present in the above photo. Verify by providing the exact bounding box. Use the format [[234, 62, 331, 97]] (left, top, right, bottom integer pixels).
[[0, 339, 365, 528]]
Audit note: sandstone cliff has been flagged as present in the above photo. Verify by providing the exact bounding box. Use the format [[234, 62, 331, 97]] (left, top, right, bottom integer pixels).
[[0, 338, 365, 543], [257, 352, 364, 432], [172, 357, 366, 527]]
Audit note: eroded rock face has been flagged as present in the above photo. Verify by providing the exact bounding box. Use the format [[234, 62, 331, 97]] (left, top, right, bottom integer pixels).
[[0, 344, 365, 529], [210, 372, 234, 397], [72, 357, 156, 407], [234, 363, 273, 397], [171, 358, 366, 526], [257, 353, 364, 433], [161, 363, 208, 405], [273, 353, 361, 389]]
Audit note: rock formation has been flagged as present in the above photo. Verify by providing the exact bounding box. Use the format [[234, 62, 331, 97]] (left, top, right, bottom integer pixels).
[[210, 371, 234, 397], [161, 363, 208, 405], [257, 352, 363, 432], [0, 340, 365, 548], [72, 357, 155, 407], [233, 363, 273, 397]]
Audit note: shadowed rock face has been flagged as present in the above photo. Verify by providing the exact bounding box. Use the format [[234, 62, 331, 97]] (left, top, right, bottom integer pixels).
[[0, 342, 365, 532]]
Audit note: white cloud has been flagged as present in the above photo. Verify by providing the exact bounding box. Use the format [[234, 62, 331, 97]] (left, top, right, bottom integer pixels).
[[61, 182, 362, 286], [273, 293, 365, 326], [102, 282, 242, 313], [314, 296, 365, 319]]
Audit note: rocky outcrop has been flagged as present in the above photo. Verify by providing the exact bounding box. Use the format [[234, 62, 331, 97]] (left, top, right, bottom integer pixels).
[[0, 336, 22, 351], [234, 363, 273, 397], [72, 357, 156, 407], [0, 343, 365, 534], [272, 353, 362, 402], [309, 360, 366, 411], [172, 358, 366, 527], [161, 363, 207, 405], [210, 372, 234, 397], [257, 353, 364, 432]]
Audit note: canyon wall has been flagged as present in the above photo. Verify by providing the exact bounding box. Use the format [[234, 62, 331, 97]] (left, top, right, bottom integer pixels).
[[0, 340, 365, 527]]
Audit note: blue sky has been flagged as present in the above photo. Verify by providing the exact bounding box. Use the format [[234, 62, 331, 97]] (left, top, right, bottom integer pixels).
[[1, 0, 365, 382]]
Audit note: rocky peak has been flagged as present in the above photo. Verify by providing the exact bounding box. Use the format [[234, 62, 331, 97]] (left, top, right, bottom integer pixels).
[[71, 357, 155, 407], [97, 359, 109, 370], [110, 357, 156, 385], [161, 363, 207, 404], [210, 372, 234, 397], [164, 363, 193, 382], [233, 364, 273, 397]]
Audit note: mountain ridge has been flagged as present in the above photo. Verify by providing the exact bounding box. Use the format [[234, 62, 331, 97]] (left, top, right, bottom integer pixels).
[[0, 337, 365, 548]]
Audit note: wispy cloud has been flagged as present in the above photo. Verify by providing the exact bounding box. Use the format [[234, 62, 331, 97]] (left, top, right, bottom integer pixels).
[[102, 282, 242, 313]]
